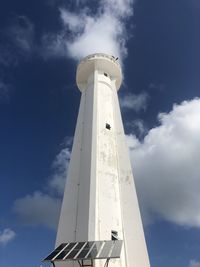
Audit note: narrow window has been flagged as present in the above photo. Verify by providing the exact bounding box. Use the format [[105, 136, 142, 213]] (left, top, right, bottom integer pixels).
[[111, 230, 118, 240], [106, 123, 111, 130], [104, 73, 108, 77]]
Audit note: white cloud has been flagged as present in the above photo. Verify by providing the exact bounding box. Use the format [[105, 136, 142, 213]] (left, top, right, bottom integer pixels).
[[125, 119, 147, 137], [13, 191, 61, 229], [101, 0, 134, 16], [120, 92, 149, 112], [49, 147, 71, 195], [128, 98, 200, 227], [43, 0, 134, 61], [13, 138, 72, 229], [126, 134, 141, 148], [60, 9, 84, 32], [66, 13, 125, 60], [0, 228, 16, 246], [189, 260, 200, 267]]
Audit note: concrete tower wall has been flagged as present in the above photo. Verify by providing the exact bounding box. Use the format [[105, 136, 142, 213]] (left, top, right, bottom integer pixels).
[[56, 54, 150, 267]]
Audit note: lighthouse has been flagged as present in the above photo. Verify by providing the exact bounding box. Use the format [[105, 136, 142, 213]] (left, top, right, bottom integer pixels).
[[43, 53, 150, 267]]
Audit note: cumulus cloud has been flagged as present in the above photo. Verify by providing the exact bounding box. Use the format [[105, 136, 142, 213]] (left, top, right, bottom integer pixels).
[[189, 260, 200, 267], [128, 98, 200, 227], [120, 92, 149, 112], [42, 0, 134, 61], [0, 228, 16, 246], [13, 138, 72, 229], [13, 191, 61, 229], [48, 146, 71, 195], [125, 119, 147, 138]]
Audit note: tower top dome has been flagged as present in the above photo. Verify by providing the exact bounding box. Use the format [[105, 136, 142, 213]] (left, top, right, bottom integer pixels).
[[76, 53, 122, 91]]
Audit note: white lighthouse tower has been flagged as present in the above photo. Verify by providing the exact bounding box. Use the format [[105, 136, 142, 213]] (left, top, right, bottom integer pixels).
[[44, 53, 150, 267]]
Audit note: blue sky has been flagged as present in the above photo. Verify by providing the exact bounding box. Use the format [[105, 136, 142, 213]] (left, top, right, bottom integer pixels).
[[0, 1, 200, 267]]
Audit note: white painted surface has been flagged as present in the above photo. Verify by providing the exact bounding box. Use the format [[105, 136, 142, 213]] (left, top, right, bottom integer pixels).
[[55, 54, 151, 267]]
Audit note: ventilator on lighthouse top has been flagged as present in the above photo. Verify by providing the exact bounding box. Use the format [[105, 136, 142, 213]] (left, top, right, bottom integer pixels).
[[43, 53, 151, 267]]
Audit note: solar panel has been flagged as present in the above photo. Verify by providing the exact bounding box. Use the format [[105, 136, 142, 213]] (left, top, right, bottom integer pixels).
[[56, 243, 68, 250], [98, 241, 114, 259], [75, 242, 96, 259], [43, 243, 69, 261], [110, 240, 123, 258], [85, 241, 103, 259], [55, 242, 78, 260], [43, 240, 123, 263]]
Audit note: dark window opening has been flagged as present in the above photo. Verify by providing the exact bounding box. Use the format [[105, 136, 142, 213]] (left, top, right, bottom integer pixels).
[[104, 73, 108, 77], [106, 123, 111, 130], [111, 230, 118, 240]]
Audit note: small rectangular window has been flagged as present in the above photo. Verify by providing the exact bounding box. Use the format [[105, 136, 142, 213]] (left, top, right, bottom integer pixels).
[[106, 123, 111, 130], [111, 230, 118, 240]]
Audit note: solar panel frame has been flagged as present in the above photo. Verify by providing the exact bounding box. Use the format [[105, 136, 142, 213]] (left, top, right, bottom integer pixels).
[[42, 240, 123, 262]]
